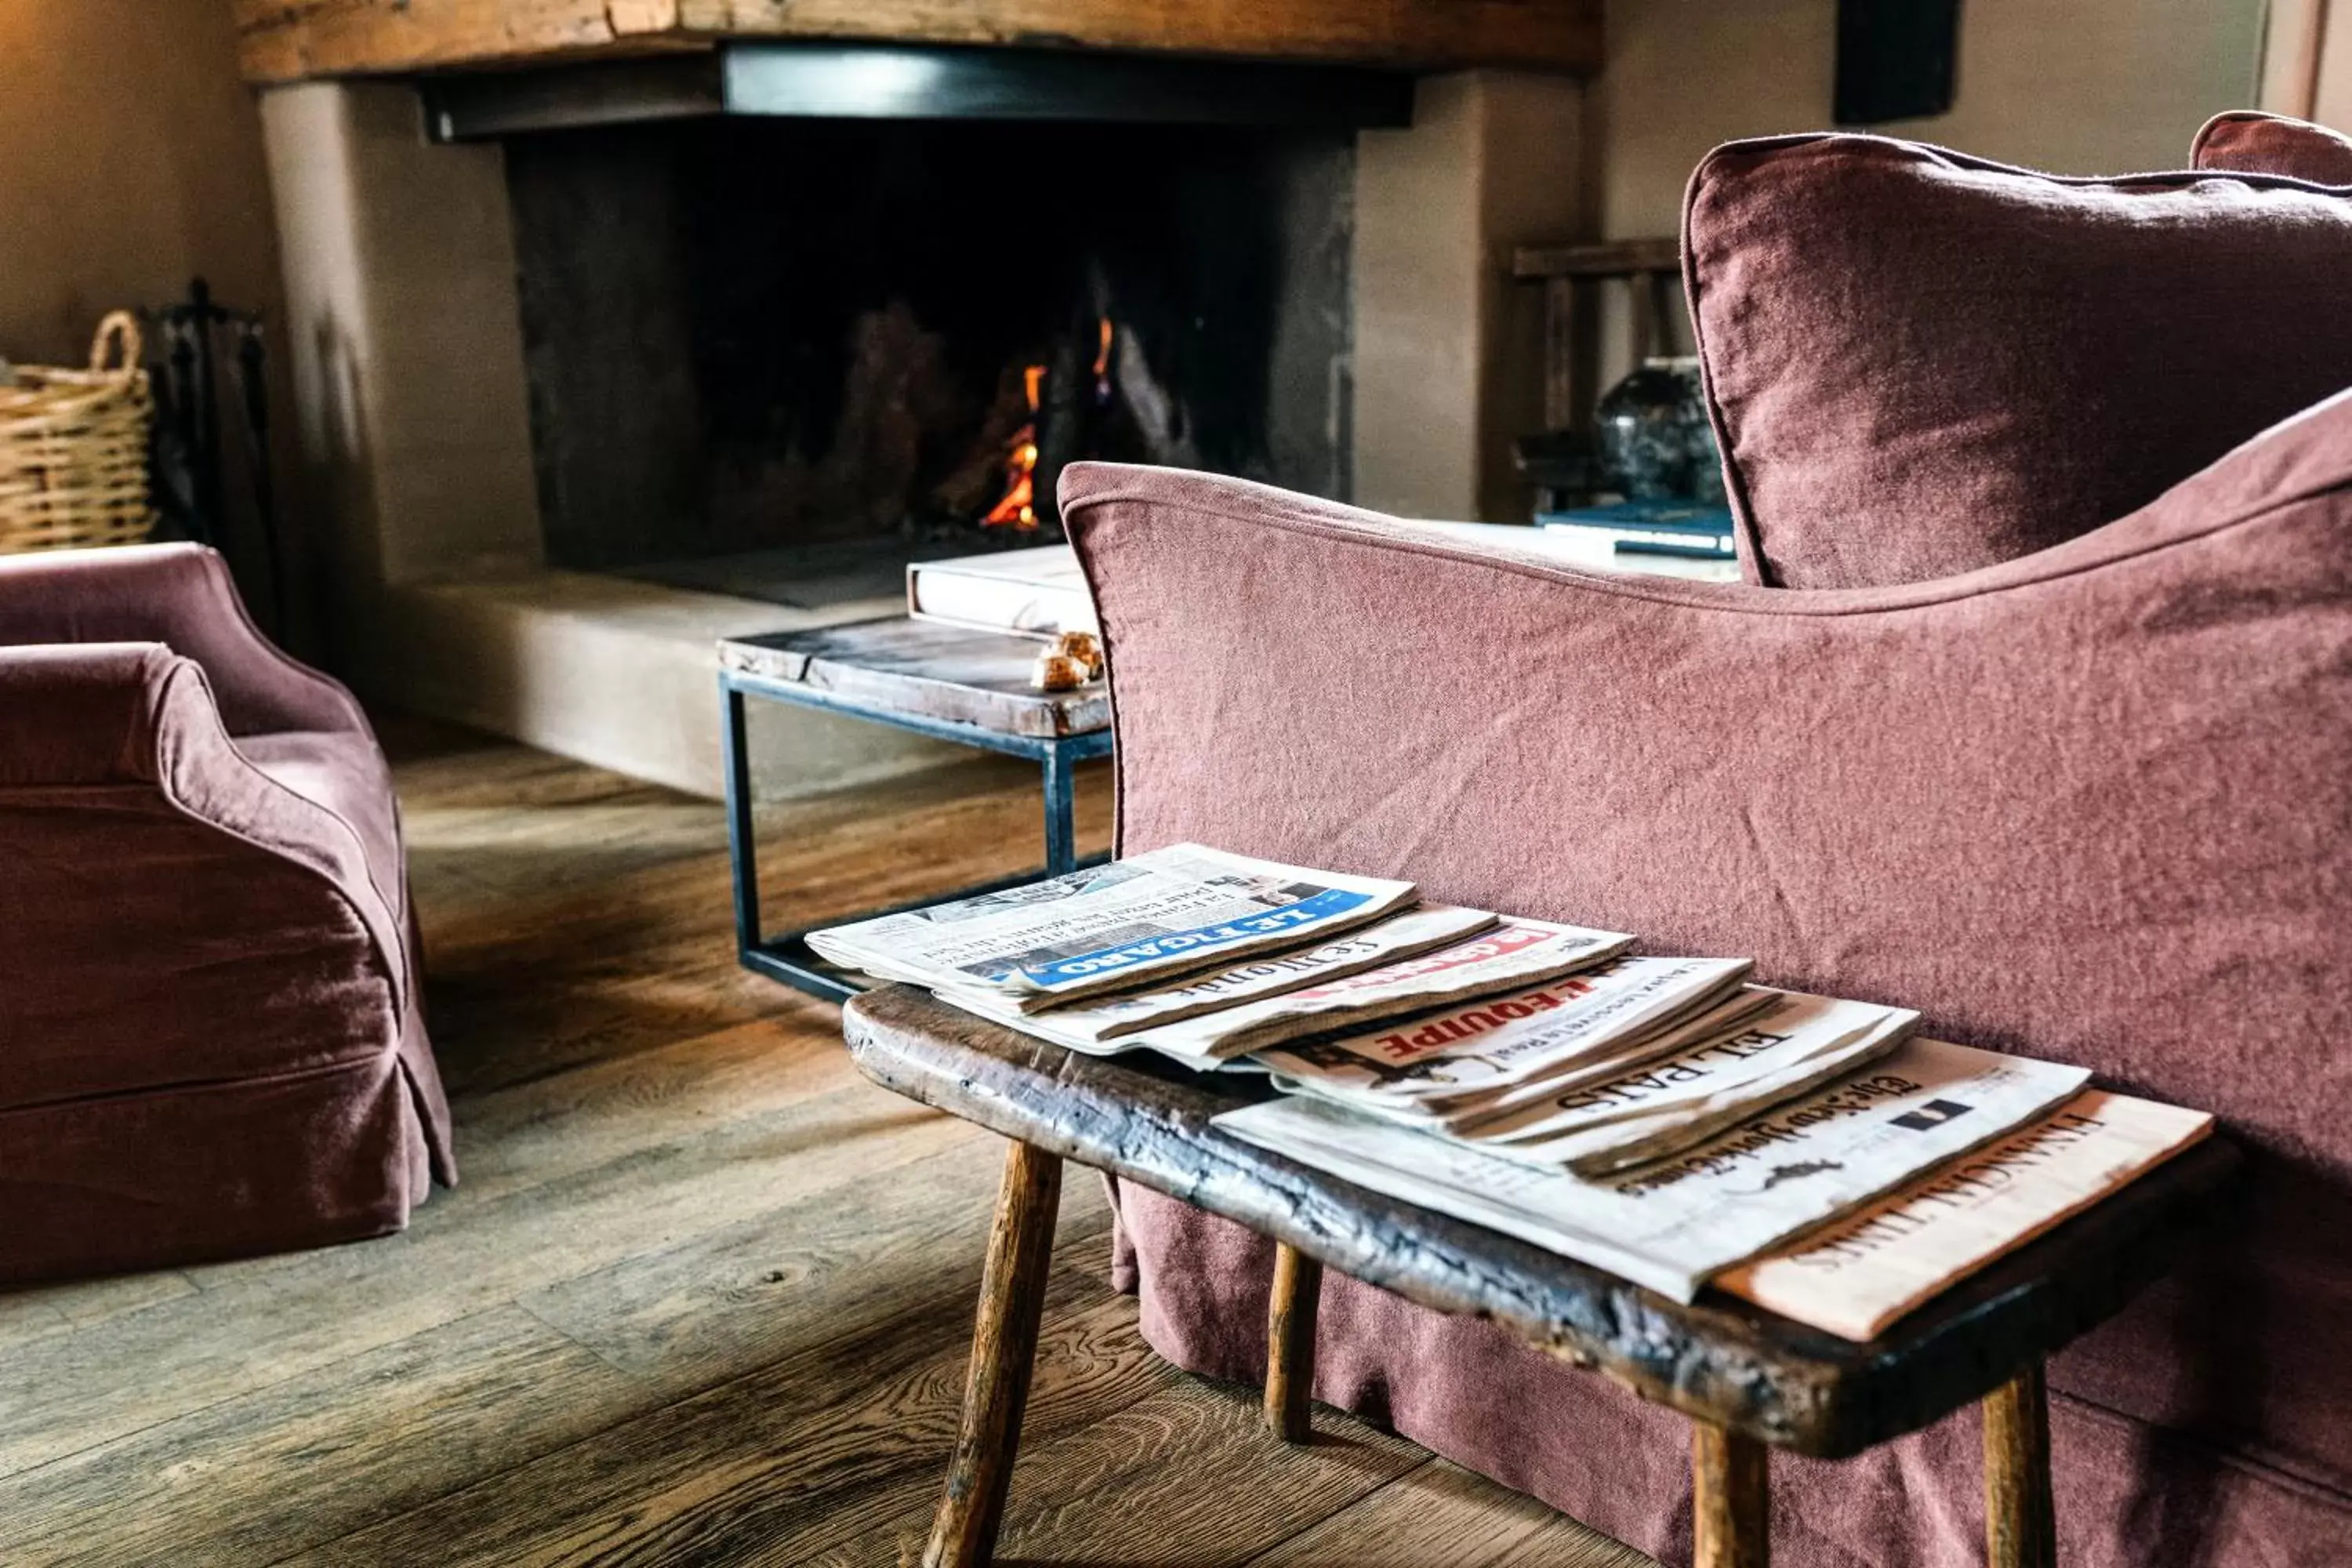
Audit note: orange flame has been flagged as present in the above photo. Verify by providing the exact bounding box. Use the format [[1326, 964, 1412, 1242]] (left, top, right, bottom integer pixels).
[[983, 364, 1046, 528], [982, 320, 1114, 528]]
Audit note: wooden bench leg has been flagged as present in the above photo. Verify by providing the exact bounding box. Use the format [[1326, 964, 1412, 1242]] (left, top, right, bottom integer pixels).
[[924, 1139, 1062, 1568], [1692, 1421, 1769, 1568], [1984, 1363, 2056, 1568], [1263, 1242, 1322, 1443]]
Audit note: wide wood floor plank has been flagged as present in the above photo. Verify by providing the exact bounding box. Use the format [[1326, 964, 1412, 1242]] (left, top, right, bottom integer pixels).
[[0, 1073, 967, 1476], [0, 1271, 199, 1353], [179, 1018, 861, 1306], [0, 1307, 633, 1567], [517, 1132, 1113, 1394], [1246, 1457, 1655, 1567], [823, 1376, 1426, 1568], [283, 1284, 1163, 1568]]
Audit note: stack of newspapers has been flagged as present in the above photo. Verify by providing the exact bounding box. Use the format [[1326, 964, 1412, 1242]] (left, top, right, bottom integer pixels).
[[812, 845, 2215, 1339]]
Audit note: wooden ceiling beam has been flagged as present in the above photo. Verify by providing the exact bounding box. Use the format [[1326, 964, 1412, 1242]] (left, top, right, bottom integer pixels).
[[230, 0, 1605, 85]]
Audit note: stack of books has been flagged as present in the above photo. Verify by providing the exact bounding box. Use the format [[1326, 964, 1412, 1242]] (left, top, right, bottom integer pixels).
[[813, 846, 2213, 1339]]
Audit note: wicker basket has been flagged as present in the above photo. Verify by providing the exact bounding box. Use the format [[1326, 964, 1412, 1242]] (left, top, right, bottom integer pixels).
[[0, 312, 158, 554]]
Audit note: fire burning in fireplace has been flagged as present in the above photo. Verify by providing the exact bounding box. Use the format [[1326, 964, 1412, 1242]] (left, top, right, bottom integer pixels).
[[982, 365, 1045, 528], [981, 318, 1116, 530]]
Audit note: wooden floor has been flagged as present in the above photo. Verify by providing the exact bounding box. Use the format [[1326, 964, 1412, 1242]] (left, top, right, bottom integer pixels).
[[0, 720, 1652, 1567]]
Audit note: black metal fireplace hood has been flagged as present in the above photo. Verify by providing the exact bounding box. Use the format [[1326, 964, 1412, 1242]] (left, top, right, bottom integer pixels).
[[420, 42, 1414, 142]]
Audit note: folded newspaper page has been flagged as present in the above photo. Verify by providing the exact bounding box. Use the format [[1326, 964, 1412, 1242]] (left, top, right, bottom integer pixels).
[[1715, 1089, 2213, 1339], [804, 844, 1416, 1005], [935, 904, 1499, 1051], [1463, 993, 1921, 1174], [1212, 1036, 2092, 1301], [1432, 986, 1781, 1127], [1269, 986, 1784, 1132], [1102, 916, 1635, 1062], [1254, 956, 1754, 1112]]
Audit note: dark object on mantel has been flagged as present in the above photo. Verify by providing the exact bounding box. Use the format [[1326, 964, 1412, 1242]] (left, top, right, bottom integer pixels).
[[1510, 237, 1687, 511], [1594, 358, 1714, 502], [1835, 0, 1962, 125], [421, 45, 1415, 143]]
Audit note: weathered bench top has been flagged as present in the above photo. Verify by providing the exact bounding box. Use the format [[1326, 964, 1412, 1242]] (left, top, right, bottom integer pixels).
[[844, 982, 2237, 1459]]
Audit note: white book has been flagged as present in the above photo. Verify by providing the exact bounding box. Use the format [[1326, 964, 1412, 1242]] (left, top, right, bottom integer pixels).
[[906, 546, 1098, 639], [1213, 1037, 2092, 1302], [1715, 1089, 2213, 1340]]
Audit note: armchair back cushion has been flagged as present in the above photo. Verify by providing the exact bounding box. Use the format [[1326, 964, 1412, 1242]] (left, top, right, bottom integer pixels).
[[1063, 404, 2352, 1563], [2194, 110, 2352, 185], [1684, 132, 2352, 588], [0, 543, 361, 735]]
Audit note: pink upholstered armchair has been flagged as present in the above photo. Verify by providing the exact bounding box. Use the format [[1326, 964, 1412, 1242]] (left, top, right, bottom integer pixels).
[[0, 543, 452, 1283]]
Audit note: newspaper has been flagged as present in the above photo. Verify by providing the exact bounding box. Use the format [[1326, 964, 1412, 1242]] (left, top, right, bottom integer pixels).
[[1266, 985, 1781, 1132], [1100, 916, 1635, 1062], [935, 904, 1499, 1051], [1427, 986, 1781, 1127], [1461, 993, 1920, 1174], [1715, 1089, 2213, 1339], [1252, 956, 1754, 1112], [804, 844, 1416, 1005], [1213, 1036, 2092, 1301]]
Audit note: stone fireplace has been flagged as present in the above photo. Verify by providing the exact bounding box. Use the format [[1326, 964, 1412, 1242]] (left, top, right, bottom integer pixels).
[[254, 20, 1586, 797], [492, 83, 1363, 596]]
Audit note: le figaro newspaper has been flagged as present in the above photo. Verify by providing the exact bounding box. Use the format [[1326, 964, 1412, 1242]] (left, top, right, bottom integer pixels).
[[807, 844, 1417, 1006]]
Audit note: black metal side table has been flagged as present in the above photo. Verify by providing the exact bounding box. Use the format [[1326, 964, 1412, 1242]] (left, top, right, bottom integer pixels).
[[719, 618, 1114, 1003]]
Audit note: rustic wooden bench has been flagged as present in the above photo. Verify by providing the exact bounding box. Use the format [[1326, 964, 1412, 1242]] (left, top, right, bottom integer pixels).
[[843, 984, 2237, 1568]]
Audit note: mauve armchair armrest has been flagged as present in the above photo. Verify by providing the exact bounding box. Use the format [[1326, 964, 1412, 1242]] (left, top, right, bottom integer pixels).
[[0, 639, 409, 1010], [0, 543, 364, 739], [0, 643, 184, 787]]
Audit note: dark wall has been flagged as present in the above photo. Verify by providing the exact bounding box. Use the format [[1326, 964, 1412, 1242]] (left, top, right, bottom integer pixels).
[[505, 116, 1355, 571]]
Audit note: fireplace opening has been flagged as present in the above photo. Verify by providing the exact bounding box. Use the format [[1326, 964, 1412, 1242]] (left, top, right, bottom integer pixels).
[[501, 113, 1356, 608]]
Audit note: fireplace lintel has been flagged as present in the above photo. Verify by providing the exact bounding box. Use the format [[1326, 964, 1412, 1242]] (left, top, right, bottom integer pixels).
[[233, 0, 1603, 85], [419, 44, 1414, 143]]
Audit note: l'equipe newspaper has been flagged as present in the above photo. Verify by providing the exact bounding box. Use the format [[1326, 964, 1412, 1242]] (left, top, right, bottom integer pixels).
[[1252, 956, 1754, 1109], [1097, 916, 1637, 1065]]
